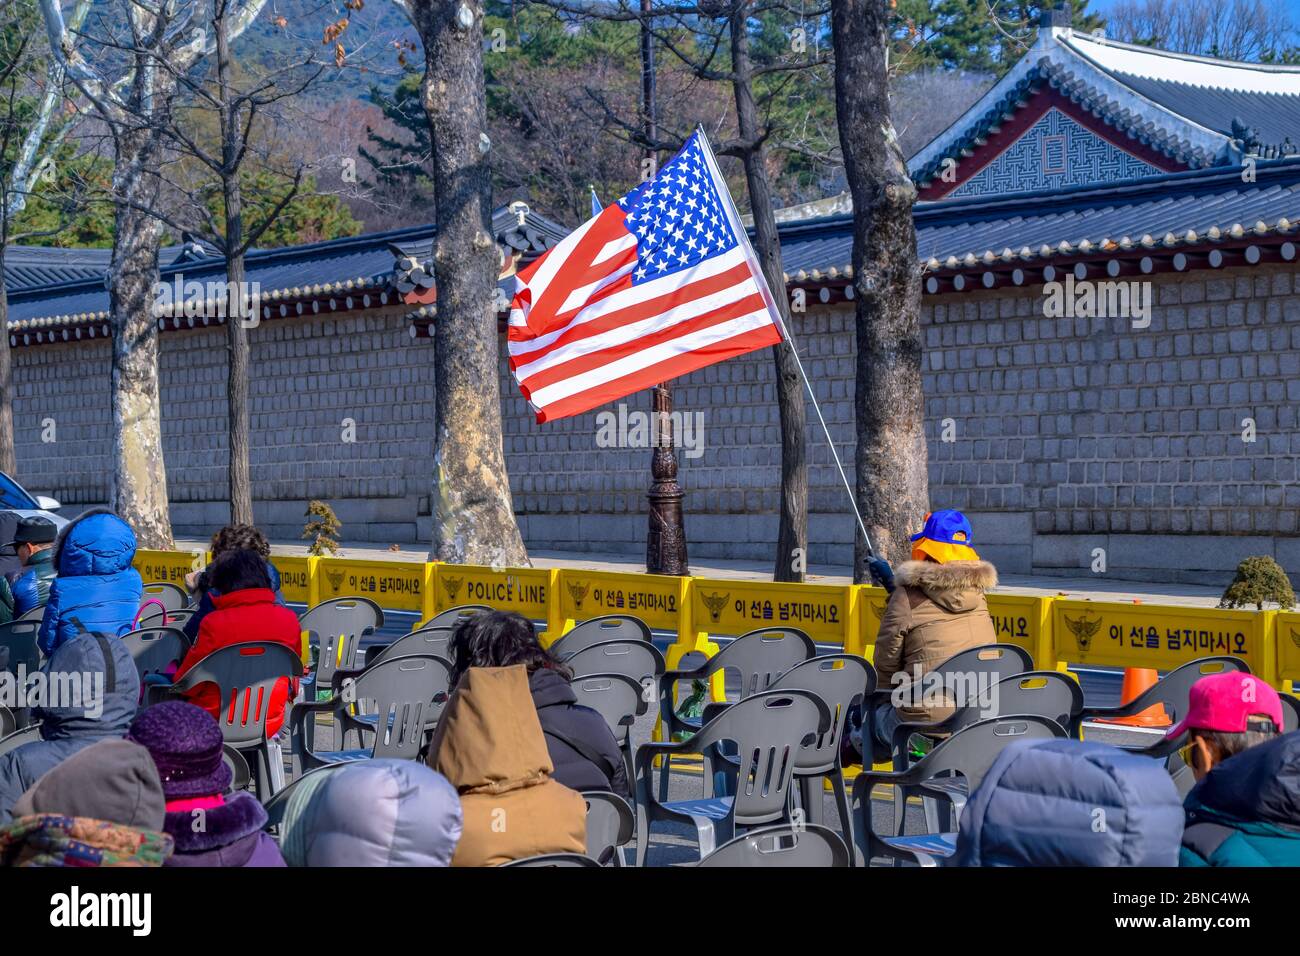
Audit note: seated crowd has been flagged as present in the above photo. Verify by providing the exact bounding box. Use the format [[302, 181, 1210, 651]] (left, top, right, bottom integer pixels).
[[0, 507, 1295, 867]]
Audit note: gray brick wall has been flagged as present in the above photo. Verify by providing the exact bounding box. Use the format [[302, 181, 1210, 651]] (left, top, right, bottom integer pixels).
[[10, 264, 1298, 583]]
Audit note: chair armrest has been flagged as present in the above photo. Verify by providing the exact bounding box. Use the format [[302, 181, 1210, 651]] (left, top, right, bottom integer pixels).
[[701, 700, 731, 724], [890, 716, 957, 769]]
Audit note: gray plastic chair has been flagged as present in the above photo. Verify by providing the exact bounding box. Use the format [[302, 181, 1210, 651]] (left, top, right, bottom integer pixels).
[[891, 669, 1085, 766], [0, 705, 13, 739], [1281, 692, 1300, 733], [551, 615, 653, 658], [298, 597, 384, 749], [140, 581, 190, 612], [851, 714, 1067, 866], [262, 764, 346, 839], [418, 604, 491, 630], [501, 853, 602, 867], [584, 790, 635, 867], [571, 672, 645, 787], [135, 606, 196, 630], [153, 641, 304, 802], [345, 626, 454, 685], [120, 626, 190, 685], [634, 688, 831, 866], [698, 822, 851, 868], [758, 654, 875, 848], [1078, 656, 1251, 728], [656, 627, 816, 801], [564, 639, 665, 687], [0, 722, 41, 758], [223, 744, 251, 794], [290, 654, 450, 773], [15, 605, 45, 623], [0, 619, 41, 676]]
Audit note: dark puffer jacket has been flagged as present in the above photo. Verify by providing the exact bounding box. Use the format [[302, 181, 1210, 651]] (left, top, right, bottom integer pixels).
[[953, 739, 1185, 867], [1181, 732, 1300, 867], [38, 509, 141, 657], [0, 632, 140, 823], [11, 549, 55, 616], [529, 667, 629, 795]]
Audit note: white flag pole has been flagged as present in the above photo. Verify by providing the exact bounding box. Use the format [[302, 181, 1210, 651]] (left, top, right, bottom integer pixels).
[[695, 129, 875, 557]]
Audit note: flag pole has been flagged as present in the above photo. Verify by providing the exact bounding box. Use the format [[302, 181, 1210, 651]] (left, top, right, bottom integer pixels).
[[695, 128, 875, 558]]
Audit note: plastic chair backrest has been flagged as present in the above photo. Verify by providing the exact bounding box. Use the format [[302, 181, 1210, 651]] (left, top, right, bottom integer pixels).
[[171, 642, 304, 746], [371, 626, 454, 668], [501, 853, 601, 867], [1281, 693, 1300, 734], [583, 791, 635, 864], [298, 598, 383, 686], [15, 605, 45, 623], [564, 639, 665, 684], [934, 670, 1085, 739], [687, 689, 830, 826], [347, 655, 451, 758], [120, 626, 189, 684], [0, 722, 41, 758], [1129, 657, 1251, 725], [708, 628, 817, 700], [698, 823, 850, 868], [140, 582, 190, 613], [0, 705, 13, 739], [551, 615, 652, 658], [929, 643, 1033, 689], [769, 654, 876, 771], [419, 605, 492, 629], [906, 714, 1067, 792], [0, 620, 41, 675], [136, 607, 196, 630], [571, 672, 645, 737]]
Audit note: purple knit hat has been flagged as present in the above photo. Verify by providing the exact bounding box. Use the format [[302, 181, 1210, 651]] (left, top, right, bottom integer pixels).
[[128, 700, 233, 799]]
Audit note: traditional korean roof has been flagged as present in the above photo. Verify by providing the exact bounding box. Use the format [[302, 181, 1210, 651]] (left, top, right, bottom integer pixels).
[[910, 13, 1300, 200], [5, 206, 565, 344], [3, 240, 216, 292], [773, 158, 1300, 298]]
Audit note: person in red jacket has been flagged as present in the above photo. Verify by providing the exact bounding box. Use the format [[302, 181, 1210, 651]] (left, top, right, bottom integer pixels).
[[174, 548, 302, 737]]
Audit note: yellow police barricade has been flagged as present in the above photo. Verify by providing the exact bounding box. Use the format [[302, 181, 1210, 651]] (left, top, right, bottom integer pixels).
[[315, 557, 430, 615], [1052, 599, 1277, 686], [134, 548, 208, 587], [268, 554, 317, 607], [986, 593, 1057, 672], [553, 567, 688, 641], [1270, 610, 1300, 694], [851, 584, 890, 660], [429, 563, 556, 638]]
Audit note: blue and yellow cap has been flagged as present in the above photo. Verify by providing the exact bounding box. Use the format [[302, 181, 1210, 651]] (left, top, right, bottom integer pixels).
[[910, 509, 979, 563]]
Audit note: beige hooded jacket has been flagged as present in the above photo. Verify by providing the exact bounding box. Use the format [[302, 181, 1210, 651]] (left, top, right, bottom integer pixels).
[[427, 665, 586, 866]]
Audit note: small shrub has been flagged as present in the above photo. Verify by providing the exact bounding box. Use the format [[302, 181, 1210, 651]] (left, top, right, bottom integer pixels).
[[1219, 555, 1295, 610], [303, 500, 342, 556]]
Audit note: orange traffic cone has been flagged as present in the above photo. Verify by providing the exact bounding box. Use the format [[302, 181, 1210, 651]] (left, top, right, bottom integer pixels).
[[1097, 668, 1170, 728]]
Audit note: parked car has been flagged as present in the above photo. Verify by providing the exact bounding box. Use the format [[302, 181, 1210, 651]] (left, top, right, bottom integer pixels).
[[0, 472, 66, 529]]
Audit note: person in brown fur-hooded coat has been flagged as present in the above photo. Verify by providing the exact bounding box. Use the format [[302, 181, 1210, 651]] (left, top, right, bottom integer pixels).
[[867, 510, 999, 749]]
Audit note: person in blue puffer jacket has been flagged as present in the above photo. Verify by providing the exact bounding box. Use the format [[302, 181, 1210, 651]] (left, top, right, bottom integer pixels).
[[37, 508, 142, 657]]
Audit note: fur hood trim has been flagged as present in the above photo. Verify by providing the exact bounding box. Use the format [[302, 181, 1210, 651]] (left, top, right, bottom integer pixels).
[[895, 559, 998, 592]]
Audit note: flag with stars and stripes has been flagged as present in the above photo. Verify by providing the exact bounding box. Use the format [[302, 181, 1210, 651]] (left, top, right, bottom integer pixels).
[[508, 130, 786, 423]]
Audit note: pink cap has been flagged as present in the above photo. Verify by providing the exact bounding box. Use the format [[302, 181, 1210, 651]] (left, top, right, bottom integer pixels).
[[1166, 671, 1283, 739]]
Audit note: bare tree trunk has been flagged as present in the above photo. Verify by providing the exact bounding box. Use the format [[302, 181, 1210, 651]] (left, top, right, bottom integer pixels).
[[108, 128, 174, 548], [410, 0, 528, 566], [0, 251, 16, 478], [729, 4, 807, 583], [831, 0, 928, 581]]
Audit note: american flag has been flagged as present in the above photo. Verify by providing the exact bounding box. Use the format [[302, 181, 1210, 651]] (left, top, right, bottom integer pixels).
[[508, 131, 786, 423]]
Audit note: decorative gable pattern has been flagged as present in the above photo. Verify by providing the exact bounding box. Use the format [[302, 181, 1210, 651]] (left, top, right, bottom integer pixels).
[[950, 107, 1165, 198]]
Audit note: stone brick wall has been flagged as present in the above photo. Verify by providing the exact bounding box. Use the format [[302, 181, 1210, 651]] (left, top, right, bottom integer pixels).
[[10, 263, 1298, 584]]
